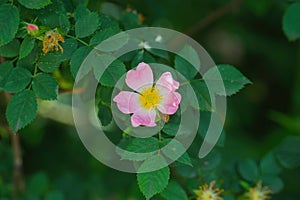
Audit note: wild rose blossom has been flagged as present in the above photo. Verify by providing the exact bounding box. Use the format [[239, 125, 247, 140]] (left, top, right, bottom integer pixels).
[[113, 62, 181, 127]]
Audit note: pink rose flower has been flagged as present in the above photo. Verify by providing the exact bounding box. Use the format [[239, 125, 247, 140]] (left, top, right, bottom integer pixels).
[[113, 62, 181, 127]]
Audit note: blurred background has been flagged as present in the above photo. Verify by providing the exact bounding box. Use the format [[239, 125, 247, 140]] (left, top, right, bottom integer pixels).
[[1, 0, 300, 199]]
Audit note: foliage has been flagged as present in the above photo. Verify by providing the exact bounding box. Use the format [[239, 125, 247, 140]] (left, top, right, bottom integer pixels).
[[0, 0, 300, 200]]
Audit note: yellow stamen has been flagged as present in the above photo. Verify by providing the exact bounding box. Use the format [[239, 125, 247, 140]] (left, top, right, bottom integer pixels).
[[247, 181, 271, 200], [139, 87, 162, 109], [194, 181, 224, 200]]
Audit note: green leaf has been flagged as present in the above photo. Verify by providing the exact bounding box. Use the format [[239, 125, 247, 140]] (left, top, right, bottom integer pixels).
[[99, 59, 126, 86], [97, 104, 112, 126], [0, 39, 20, 57], [16, 27, 27, 39], [27, 172, 49, 196], [148, 48, 170, 60], [0, 4, 19, 46], [0, 62, 13, 88], [16, 43, 38, 72], [32, 73, 58, 100], [84, 53, 115, 81], [99, 14, 120, 30], [177, 154, 193, 167], [260, 152, 282, 175], [120, 12, 140, 30], [137, 155, 170, 200], [200, 149, 221, 171], [74, 4, 90, 21], [45, 191, 64, 200], [162, 113, 180, 136], [160, 181, 188, 200], [3, 67, 32, 93], [19, 36, 35, 59], [57, 38, 78, 62], [75, 12, 99, 38], [121, 137, 159, 161], [197, 111, 226, 147], [174, 45, 200, 79], [175, 165, 197, 178], [18, 0, 51, 9], [6, 90, 38, 133], [283, 3, 300, 41], [260, 176, 284, 194], [190, 80, 213, 111], [38, 1, 70, 33], [275, 136, 300, 169], [70, 46, 91, 78], [161, 139, 193, 167], [238, 158, 259, 182], [131, 50, 156, 67], [96, 85, 113, 103], [90, 27, 121, 46], [38, 53, 61, 73], [203, 64, 251, 96], [96, 31, 129, 52]]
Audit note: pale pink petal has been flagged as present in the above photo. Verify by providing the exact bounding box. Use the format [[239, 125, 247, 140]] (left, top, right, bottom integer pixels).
[[156, 72, 179, 92], [125, 62, 153, 92], [113, 91, 140, 114], [131, 108, 156, 127], [157, 86, 181, 115]]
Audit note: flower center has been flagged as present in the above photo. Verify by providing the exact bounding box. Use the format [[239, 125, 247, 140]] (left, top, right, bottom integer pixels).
[[139, 86, 162, 109], [250, 191, 264, 200], [201, 190, 217, 200]]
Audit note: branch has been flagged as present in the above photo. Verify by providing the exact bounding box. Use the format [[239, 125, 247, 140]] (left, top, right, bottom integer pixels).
[[185, 0, 243, 36], [4, 93, 25, 199], [0, 56, 5, 64], [8, 129, 25, 198]]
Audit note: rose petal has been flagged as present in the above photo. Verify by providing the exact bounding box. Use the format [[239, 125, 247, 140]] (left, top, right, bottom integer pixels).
[[113, 91, 140, 114], [156, 72, 179, 92], [125, 62, 153, 92], [157, 86, 181, 115], [131, 108, 156, 127]]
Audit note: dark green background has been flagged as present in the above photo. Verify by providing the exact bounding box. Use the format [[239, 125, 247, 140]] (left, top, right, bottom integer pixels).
[[1, 0, 300, 199]]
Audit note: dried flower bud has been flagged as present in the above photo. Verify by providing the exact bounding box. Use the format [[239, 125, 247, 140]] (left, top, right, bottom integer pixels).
[[42, 30, 65, 54]]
